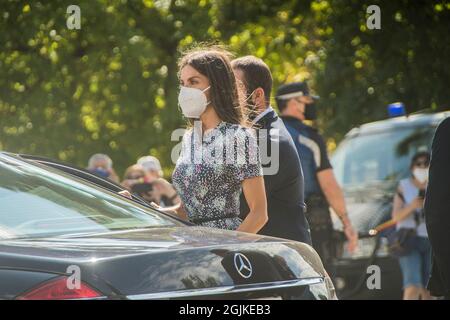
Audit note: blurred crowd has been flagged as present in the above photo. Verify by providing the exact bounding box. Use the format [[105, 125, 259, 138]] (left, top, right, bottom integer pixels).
[[86, 153, 179, 209]]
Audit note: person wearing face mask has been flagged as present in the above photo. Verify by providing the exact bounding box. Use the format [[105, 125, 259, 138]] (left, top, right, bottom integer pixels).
[[163, 48, 268, 233], [276, 82, 358, 275], [391, 151, 432, 300], [86, 153, 120, 183], [231, 56, 311, 245]]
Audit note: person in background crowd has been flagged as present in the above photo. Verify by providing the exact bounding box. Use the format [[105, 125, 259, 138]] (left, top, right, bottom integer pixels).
[[276, 82, 358, 273], [425, 117, 450, 299], [231, 55, 311, 245], [87, 153, 119, 183], [137, 155, 164, 183], [392, 151, 432, 300], [121, 162, 179, 208], [133, 156, 180, 207], [121, 164, 160, 205], [150, 178, 181, 208], [121, 164, 146, 190], [165, 47, 268, 233]]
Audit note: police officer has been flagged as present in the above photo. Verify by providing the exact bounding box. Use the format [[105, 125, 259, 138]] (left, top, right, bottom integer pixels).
[[276, 82, 358, 271]]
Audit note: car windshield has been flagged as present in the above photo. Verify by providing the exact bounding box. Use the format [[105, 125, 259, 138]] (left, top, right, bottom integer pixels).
[[332, 126, 435, 189], [0, 154, 177, 240]]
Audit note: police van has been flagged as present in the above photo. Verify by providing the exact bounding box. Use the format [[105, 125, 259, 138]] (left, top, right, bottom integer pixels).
[[330, 106, 450, 299]]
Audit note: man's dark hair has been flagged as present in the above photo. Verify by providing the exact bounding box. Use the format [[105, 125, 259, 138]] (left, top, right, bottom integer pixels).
[[231, 56, 272, 106]]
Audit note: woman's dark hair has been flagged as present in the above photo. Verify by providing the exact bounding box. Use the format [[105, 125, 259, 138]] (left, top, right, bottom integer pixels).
[[410, 151, 431, 168], [178, 47, 246, 126]]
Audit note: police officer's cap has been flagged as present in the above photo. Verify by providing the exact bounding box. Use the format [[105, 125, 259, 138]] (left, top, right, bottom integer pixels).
[[276, 82, 320, 100]]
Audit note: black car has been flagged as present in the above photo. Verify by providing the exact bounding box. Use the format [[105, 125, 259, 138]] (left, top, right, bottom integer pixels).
[[330, 111, 450, 299], [0, 152, 336, 300]]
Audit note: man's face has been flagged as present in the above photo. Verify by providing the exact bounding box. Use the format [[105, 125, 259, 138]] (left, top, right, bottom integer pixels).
[[233, 67, 266, 116], [233, 68, 248, 96], [287, 95, 313, 120], [93, 159, 110, 170]]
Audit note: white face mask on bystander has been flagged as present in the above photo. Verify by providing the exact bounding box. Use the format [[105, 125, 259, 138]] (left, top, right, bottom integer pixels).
[[413, 167, 429, 184], [178, 86, 211, 118]]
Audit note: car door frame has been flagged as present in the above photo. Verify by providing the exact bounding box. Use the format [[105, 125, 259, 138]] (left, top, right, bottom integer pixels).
[[16, 153, 193, 226]]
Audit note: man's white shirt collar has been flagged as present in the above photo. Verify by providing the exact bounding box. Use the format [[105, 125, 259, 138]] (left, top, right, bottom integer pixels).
[[252, 106, 275, 125]]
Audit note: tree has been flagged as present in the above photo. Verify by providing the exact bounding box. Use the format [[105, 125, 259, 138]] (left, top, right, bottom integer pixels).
[[1, 0, 448, 175]]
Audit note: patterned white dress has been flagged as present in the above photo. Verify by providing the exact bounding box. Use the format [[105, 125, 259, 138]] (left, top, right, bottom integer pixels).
[[172, 121, 262, 230]]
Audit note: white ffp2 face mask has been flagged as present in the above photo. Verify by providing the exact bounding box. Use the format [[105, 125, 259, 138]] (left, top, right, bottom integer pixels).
[[413, 168, 429, 184], [178, 86, 210, 118]]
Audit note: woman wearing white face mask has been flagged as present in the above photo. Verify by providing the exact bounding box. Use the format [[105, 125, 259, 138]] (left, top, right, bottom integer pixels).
[[391, 151, 432, 300], [164, 47, 268, 234]]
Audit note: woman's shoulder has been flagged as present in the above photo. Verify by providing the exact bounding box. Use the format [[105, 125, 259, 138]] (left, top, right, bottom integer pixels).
[[223, 122, 257, 138], [182, 127, 193, 139], [398, 177, 414, 190], [225, 123, 260, 166]]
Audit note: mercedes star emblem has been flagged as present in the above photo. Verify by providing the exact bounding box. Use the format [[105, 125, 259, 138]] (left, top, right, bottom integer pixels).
[[233, 253, 253, 279]]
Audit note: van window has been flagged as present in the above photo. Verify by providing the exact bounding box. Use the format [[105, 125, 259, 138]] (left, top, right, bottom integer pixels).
[[332, 127, 434, 187]]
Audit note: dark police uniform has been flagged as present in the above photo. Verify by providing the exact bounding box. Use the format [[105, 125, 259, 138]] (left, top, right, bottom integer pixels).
[[281, 116, 335, 268]]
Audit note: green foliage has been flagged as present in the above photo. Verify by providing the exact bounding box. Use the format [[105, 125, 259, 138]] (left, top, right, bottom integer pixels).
[[315, 0, 450, 145], [1, 0, 449, 176]]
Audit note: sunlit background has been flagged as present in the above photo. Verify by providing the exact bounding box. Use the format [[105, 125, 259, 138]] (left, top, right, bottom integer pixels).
[[1, 0, 449, 176]]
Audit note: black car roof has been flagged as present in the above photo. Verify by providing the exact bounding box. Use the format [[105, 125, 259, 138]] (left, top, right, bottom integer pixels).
[[345, 111, 450, 138]]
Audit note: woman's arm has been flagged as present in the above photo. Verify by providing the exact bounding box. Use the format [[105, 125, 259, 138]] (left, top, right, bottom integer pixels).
[[392, 186, 423, 223], [237, 176, 268, 233], [154, 201, 189, 221]]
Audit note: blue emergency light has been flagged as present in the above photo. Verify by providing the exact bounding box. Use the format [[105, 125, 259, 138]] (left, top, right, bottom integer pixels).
[[388, 102, 406, 117]]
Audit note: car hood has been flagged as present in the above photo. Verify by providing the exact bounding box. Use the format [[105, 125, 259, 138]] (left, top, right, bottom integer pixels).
[[0, 226, 286, 259], [0, 226, 327, 298]]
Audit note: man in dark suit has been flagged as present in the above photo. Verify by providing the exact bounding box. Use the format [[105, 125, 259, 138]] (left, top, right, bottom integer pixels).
[[231, 56, 312, 245], [425, 116, 450, 299]]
